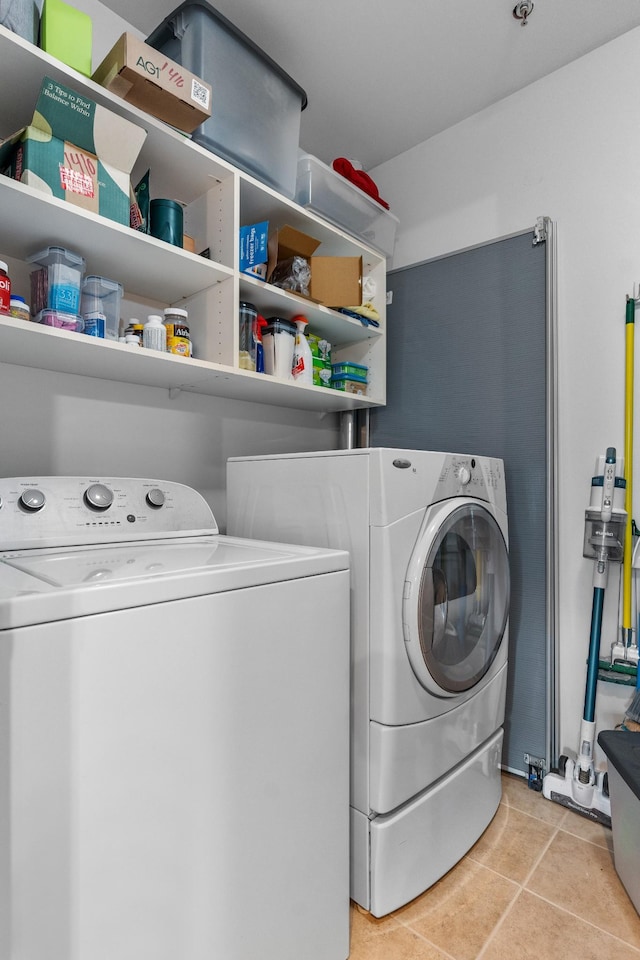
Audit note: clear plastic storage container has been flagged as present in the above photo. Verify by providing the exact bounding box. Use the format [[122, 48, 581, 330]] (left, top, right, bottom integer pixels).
[[38, 309, 83, 331], [28, 245, 85, 317], [295, 154, 399, 257], [331, 361, 368, 381], [80, 276, 123, 341], [145, 0, 307, 198]]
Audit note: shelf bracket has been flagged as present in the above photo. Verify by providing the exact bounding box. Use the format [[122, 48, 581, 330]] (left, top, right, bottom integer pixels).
[[168, 387, 182, 400]]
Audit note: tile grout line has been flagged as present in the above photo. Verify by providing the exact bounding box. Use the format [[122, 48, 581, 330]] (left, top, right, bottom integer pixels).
[[474, 887, 526, 960], [523, 889, 640, 955], [391, 794, 559, 959], [391, 906, 461, 960], [474, 814, 562, 959]]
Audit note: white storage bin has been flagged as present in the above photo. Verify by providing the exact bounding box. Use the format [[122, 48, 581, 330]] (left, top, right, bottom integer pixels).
[[295, 153, 398, 257]]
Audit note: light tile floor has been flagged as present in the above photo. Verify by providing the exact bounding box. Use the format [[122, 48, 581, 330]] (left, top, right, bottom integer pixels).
[[348, 772, 640, 959]]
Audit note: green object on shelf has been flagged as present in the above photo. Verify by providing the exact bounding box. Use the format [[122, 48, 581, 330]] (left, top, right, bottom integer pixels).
[[40, 0, 92, 76]]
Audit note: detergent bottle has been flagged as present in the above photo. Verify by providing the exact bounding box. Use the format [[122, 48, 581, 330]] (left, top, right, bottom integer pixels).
[[291, 314, 313, 384]]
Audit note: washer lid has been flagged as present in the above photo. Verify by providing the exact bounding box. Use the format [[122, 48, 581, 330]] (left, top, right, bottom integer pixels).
[[0, 535, 350, 629], [402, 499, 510, 696]]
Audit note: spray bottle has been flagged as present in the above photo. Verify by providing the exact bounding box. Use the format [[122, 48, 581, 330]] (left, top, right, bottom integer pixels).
[[291, 314, 313, 384], [254, 315, 268, 374]]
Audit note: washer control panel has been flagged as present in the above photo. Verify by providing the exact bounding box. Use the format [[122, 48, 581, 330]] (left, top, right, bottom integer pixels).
[[0, 477, 217, 550]]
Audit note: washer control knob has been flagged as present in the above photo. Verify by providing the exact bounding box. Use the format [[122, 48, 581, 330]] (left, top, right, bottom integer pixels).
[[20, 488, 46, 511], [84, 483, 114, 511], [458, 466, 471, 486], [146, 488, 165, 509]]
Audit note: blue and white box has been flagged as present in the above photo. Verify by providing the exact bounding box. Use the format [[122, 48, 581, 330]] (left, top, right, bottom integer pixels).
[[240, 221, 269, 280]]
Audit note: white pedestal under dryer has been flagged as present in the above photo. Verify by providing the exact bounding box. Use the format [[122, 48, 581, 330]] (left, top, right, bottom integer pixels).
[[0, 477, 350, 960], [227, 448, 510, 917]]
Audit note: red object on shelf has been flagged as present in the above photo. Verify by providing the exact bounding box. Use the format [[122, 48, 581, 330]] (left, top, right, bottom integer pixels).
[[332, 158, 390, 210]]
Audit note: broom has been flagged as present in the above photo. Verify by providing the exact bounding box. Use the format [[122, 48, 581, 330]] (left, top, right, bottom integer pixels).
[[622, 294, 640, 726]]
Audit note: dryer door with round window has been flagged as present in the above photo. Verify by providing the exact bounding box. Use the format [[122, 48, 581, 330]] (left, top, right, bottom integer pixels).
[[403, 500, 510, 697]]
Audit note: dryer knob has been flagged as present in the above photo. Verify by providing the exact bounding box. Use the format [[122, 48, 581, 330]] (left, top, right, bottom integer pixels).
[[85, 483, 114, 511], [458, 466, 471, 485], [19, 488, 45, 511]]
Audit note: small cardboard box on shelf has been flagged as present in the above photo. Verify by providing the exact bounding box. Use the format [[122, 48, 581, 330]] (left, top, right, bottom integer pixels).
[[267, 224, 362, 308], [0, 76, 147, 226], [92, 33, 212, 135]]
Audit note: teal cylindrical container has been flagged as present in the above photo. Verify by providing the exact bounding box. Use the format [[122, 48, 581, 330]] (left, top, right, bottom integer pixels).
[[150, 199, 184, 248]]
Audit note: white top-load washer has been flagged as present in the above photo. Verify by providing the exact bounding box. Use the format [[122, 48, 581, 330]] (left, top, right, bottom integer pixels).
[[227, 448, 510, 917], [0, 477, 350, 960]]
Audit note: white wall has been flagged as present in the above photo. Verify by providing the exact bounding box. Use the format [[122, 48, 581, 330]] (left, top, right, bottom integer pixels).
[[0, 362, 339, 531], [0, 0, 340, 531], [371, 26, 640, 761]]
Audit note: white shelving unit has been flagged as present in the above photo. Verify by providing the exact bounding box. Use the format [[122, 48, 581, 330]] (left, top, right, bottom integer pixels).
[[0, 25, 386, 413]]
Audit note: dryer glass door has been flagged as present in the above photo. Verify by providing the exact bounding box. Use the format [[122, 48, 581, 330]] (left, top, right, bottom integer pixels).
[[403, 501, 509, 695]]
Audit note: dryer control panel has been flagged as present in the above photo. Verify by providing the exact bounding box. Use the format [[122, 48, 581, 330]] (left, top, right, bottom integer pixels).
[[435, 455, 505, 509], [0, 477, 217, 550]]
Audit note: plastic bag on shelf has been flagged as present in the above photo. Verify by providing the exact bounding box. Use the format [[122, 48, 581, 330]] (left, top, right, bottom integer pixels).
[[269, 256, 310, 296]]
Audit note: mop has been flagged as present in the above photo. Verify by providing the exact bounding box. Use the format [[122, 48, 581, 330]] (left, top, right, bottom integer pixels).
[[542, 448, 626, 826], [621, 294, 640, 728], [605, 296, 639, 684]]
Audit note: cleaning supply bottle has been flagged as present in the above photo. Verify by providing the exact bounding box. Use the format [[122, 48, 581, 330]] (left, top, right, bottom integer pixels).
[[291, 314, 313, 384], [255, 315, 268, 373]]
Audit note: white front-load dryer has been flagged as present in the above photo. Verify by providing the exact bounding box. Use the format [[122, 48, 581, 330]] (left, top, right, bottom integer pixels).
[[227, 448, 510, 917]]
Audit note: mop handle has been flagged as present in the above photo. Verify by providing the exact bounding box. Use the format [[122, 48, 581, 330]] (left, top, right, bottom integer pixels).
[[623, 297, 634, 634]]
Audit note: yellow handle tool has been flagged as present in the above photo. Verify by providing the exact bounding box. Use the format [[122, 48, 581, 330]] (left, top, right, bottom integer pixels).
[[623, 296, 635, 645]]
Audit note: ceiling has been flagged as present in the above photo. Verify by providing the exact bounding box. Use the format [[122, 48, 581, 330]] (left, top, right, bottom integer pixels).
[[105, 0, 640, 171]]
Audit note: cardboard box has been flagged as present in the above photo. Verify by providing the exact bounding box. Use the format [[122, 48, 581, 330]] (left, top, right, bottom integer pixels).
[[0, 77, 147, 226], [92, 33, 212, 135], [240, 221, 269, 279], [311, 256, 362, 308], [40, 0, 92, 76], [267, 225, 362, 307]]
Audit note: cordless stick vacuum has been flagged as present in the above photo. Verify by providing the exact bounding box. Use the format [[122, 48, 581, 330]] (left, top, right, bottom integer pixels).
[[543, 448, 626, 827]]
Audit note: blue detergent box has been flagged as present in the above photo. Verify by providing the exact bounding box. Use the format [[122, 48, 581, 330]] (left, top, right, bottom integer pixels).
[[240, 221, 269, 279]]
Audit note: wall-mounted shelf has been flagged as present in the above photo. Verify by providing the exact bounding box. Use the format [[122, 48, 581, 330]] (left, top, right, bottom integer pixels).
[[0, 24, 386, 411]]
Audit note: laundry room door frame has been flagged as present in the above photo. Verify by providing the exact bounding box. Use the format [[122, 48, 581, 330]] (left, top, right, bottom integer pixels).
[[367, 219, 559, 778]]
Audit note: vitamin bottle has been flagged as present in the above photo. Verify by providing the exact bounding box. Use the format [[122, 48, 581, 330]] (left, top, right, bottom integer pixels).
[[0, 261, 11, 314], [143, 314, 167, 352]]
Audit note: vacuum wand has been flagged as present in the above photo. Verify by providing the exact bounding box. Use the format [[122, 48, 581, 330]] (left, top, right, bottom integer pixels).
[[543, 447, 626, 825]]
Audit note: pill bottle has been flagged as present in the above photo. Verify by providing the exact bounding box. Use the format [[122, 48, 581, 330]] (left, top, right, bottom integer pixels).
[[125, 321, 145, 341], [164, 306, 191, 357], [9, 295, 30, 322], [125, 333, 141, 347], [0, 261, 11, 314], [143, 314, 167, 351]]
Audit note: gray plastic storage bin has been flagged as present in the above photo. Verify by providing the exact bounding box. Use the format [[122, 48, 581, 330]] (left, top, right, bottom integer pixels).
[[0, 0, 42, 44], [295, 154, 399, 257], [146, 0, 307, 198], [598, 730, 640, 913]]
